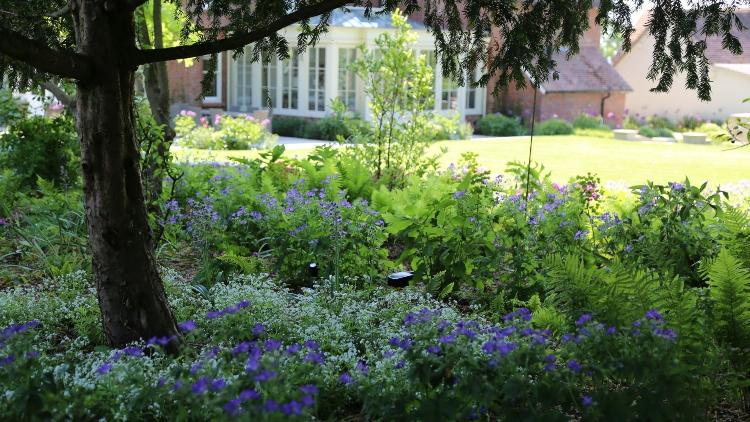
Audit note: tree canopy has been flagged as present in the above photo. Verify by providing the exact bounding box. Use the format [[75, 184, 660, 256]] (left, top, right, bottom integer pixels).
[[1, 0, 747, 100]]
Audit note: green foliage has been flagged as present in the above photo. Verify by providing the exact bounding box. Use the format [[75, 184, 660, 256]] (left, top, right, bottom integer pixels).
[[572, 114, 606, 130], [700, 249, 750, 348], [696, 122, 730, 143], [0, 116, 79, 190], [647, 115, 678, 131], [0, 89, 27, 127], [271, 116, 308, 138], [342, 11, 443, 189], [427, 113, 474, 140], [475, 114, 525, 136], [638, 125, 674, 138], [175, 112, 276, 150], [535, 118, 574, 136]]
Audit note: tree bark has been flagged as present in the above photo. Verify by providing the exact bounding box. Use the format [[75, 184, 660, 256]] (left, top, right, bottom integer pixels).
[[74, 1, 179, 349]]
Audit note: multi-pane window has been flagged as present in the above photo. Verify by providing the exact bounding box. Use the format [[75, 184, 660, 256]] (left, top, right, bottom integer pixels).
[[281, 49, 299, 109], [261, 54, 278, 108], [202, 54, 222, 103], [235, 49, 252, 111], [338, 48, 357, 111], [308, 47, 326, 111], [466, 68, 480, 110], [440, 76, 459, 110]]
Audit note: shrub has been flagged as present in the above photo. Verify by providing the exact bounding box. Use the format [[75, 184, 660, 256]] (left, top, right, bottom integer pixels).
[[572, 113, 606, 130], [622, 115, 645, 129], [0, 89, 27, 127], [0, 116, 79, 190], [174, 112, 276, 150], [677, 115, 703, 131], [695, 122, 729, 143], [476, 114, 525, 136], [427, 113, 474, 140], [254, 185, 389, 284], [647, 115, 677, 131], [271, 116, 309, 138], [638, 126, 673, 138], [535, 118, 574, 135]]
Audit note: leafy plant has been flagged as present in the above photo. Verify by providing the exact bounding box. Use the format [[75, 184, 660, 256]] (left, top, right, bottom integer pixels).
[[535, 118, 574, 135], [0, 116, 79, 190], [572, 113, 606, 130], [475, 113, 525, 136]]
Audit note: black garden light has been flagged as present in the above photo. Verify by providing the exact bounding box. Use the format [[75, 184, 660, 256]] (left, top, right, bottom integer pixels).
[[387, 271, 413, 288], [308, 262, 319, 278]]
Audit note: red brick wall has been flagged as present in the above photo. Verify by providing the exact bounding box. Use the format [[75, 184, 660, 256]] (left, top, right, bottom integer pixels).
[[166, 52, 228, 109], [539, 91, 627, 125]]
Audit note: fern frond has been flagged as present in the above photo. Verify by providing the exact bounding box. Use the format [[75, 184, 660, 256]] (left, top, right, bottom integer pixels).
[[700, 248, 750, 346]]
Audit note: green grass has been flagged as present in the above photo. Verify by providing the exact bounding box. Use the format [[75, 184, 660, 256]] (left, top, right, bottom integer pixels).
[[173, 135, 750, 185]]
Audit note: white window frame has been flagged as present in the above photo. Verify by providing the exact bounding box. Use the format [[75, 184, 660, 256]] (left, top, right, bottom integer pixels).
[[280, 49, 299, 111], [338, 47, 358, 112], [308, 47, 326, 112], [202, 53, 223, 104]]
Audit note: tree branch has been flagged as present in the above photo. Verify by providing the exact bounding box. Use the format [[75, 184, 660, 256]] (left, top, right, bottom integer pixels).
[[131, 0, 349, 65], [46, 4, 71, 18], [0, 27, 93, 80], [42, 81, 77, 110]]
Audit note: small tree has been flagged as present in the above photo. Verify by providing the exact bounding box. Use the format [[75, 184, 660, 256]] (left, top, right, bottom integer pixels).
[[346, 10, 440, 188]]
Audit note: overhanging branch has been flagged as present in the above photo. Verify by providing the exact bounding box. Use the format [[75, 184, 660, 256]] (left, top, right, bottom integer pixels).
[[131, 0, 349, 65], [0, 27, 93, 81]]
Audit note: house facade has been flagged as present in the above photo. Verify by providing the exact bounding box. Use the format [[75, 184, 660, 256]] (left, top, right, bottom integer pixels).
[[613, 9, 750, 121], [167, 6, 629, 126]]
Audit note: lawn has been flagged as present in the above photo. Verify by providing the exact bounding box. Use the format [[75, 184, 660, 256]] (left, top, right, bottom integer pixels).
[[173, 134, 750, 185]]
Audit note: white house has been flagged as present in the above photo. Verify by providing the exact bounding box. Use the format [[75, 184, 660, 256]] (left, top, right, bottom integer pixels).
[[168, 8, 486, 122], [613, 9, 750, 121]]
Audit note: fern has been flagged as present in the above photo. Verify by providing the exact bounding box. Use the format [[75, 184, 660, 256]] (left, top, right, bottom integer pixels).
[[217, 252, 265, 275], [700, 248, 750, 347], [719, 207, 750, 267]]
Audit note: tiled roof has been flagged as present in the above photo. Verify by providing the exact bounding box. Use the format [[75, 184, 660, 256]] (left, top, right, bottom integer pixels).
[[309, 7, 425, 29], [615, 8, 750, 65], [541, 47, 632, 92]]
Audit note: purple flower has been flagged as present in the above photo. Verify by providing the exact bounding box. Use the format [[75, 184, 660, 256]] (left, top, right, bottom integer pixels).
[[388, 336, 411, 350], [96, 362, 113, 375], [575, 313, 593, 326], [299, 384, 319, 395], [122, 346, 144, 357], [252, 324, 266, 336], [206, 311, 223, 319], [355, 360, 369, 375], [303, 340, 319, 350], [339, 372, 354, 385], [239, 388, 260, 401], [301, 395, 315, 407], [304, 351, 325, 365], [438, 334, 456, 344], [567, 359, 582, 373], [582, 395, 593, 407], [645, 309, 663, 321], [223, 398, 243, 417], [192, 377, 210, 394], [654, 327, 678, 341], [453, 190, 467, 199], [0, 218, 7, 227], [606, 326, 617, 335], [211, 378, 227, 391], [263, 399, 280, 412], [624, 244, 633, 253], [286, 343, 302, 354], [178, 320, 197, 332], [264, 339, 282, 351], [574, 230, 588, 240], [282, 400, 303, 416], [147, 336, 175, 347], [254, 370, 277, 382], [427, 345, 442, 355]]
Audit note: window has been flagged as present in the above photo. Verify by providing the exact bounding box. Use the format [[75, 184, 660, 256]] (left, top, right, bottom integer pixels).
[[235, 49, 252, 111], [338, 48, 357, 111], [466, 68, 481, 110], [261, 54, 278, 108], [308, 47, 326, 111], [440, 76, 459, 110], [281, 49, 299, 109], [202, 53, 222, 103]]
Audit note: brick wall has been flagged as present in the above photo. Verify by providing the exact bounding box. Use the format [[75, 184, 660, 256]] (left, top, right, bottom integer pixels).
[[540, 91, 627, 125], [166, 53, 228, 112]]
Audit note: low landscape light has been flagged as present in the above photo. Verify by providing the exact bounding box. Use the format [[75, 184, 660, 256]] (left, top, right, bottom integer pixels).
[[387, 271, 413, 288]]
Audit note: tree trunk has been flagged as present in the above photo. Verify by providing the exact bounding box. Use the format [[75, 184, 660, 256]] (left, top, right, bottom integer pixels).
[[74, 2, 179, 349]]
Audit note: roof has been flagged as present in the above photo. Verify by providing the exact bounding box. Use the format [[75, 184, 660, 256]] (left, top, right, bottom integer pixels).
[[540, 47, 632, 93], [714, 63, 750, 76], [615, 8, 750, 65], [309, 7, 425, 30]]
